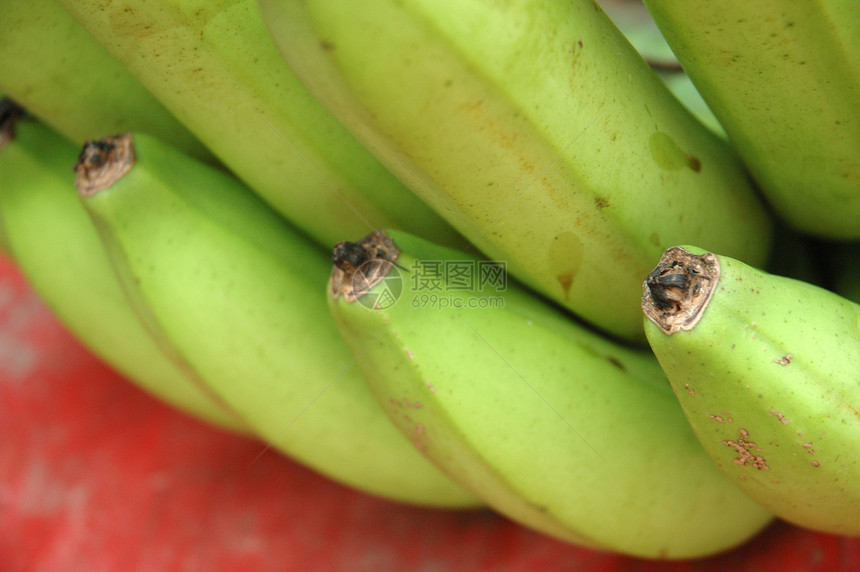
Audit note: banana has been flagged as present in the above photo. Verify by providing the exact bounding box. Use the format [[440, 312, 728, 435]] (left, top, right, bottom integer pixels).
[[0, 0, 213, 162], [0, 99, 247, 433], [598, 0, 725, 138], [326, 229, 773, 558], [642, 0, 860, 239], [259, 0, 774, 342], [75, 131, 480, 507], [57, 0, 464, 250], [642, 246, 860, 535]]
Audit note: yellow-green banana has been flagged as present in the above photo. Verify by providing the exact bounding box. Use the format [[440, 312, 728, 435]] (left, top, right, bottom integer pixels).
[[57, 0, 464, 250], [0, 0, 213, 162], [642, 0, 860, 240], [598, 0, 725, 138], [76, 132, 480, 507], [259, 0, 774, 342], [0, 99, 246, 432], [642, 246, 860, 535], [327, 229, 772, 559]]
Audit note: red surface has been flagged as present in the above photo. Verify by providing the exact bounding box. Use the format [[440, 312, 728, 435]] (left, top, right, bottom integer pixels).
[[1, 253, 858, 571]]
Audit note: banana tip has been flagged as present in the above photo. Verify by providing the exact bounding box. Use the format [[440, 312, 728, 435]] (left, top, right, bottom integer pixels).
[[74, 133, 136, 196], [330, 229, 400, 302], [642, 246, 720, 335]]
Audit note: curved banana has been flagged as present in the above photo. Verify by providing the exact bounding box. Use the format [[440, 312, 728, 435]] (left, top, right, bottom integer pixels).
[[0, 0, 213, 162], [0, 99, 247, 432], [259, 0, 774, 342], [642, 0, 860, 239], [75, 132, 480, 507], [57, 0, 464, 250], [326, 229, 772, 558], [642, 246, 860, 535]]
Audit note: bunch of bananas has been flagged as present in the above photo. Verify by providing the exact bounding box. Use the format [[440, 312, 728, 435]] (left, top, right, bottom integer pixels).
[[1, 0, 857, 560]]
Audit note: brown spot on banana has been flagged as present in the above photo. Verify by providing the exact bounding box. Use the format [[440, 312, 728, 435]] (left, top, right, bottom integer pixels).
[[649, 131, 701, 173], [769, 410, 790, 424], [547, 231, 584, 300], [723, 428, 770, 471]]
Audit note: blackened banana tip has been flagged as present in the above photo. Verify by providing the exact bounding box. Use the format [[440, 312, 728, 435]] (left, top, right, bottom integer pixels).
[[642, 246, 720, 335], [330, 229, 399, 302], [74, 133, 135, 196]]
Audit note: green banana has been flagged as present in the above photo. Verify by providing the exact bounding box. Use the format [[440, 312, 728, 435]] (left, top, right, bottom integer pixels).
[[0, 99, 247, 432], [642, 0, 860, 239], [0, 0, 213, 163], [259, 0, 774, 342], [326, 229, 773, 559], [57, 0, 464, 250], [76, 131, 480, 507], [598, 0, 725, 138], [642, 246, 860, 535]]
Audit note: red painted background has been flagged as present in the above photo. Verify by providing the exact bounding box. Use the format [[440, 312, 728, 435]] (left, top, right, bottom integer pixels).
[[1, 254, 857, 571]]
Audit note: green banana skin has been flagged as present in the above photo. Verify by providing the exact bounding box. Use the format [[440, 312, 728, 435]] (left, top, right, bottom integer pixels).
[[643, 246, 860, 535], [327, 229, 772, 559], [58, 0, 465, 251], [599, 0, 725, 139], [0, 0, 214, 163], [642, 0, 860, 239], [260, 0, 774, 342], [0, 102, 247, 433], [77, 132, 480, 507]]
